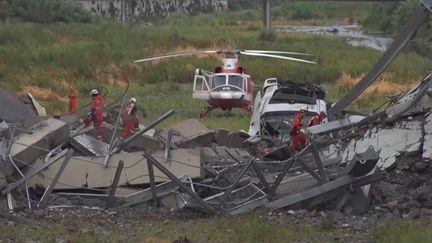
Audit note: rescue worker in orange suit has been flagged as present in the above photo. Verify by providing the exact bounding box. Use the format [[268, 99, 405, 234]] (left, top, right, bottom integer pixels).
[[119, 97, 139, 140], [290, 111, 306, 152], [68, 87, 78, 113], [308, 111, 327, 127], [84, 89, 104, 140]]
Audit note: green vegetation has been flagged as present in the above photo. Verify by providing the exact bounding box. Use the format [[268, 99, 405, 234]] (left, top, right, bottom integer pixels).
[[362, 0, 417, 33], [374, 219, 432, 243], [0, 1, 430, 131], [0, 0, 91, 23], [0, 214, 431, 242], [272, 2, 382, 22], [0, 2, 431, 242]]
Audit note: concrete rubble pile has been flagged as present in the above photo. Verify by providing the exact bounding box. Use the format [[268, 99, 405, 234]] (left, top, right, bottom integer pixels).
[[0, 71, 431, 218]]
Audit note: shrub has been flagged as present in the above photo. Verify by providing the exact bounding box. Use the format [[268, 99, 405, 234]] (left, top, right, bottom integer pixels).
[[1, 0, 91, 23], [392, 0, 417, 27], [259, 30, 277, 41], [292, 5, 314, 20], [228, 0, 261, 11]]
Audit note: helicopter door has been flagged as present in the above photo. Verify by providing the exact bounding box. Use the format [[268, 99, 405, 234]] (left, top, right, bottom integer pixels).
[[192, 73, 210, 100], [248, 91, 262, 136]]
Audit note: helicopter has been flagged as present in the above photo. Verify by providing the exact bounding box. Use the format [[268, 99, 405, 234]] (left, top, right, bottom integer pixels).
[[134, 49, 316, 117]]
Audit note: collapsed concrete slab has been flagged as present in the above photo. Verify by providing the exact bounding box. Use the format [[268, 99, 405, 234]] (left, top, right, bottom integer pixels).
[[0, 90, 38, 127], [27, 93, 47, 117], [124, 135, 163, 152], [26, 148, 203, 190], [4, 118, 69, 176], [214, 129, 229, 145], [343, 118, 423, 169], [201, 146, 250, 166], [319, 116, 424, 170], [225, 131, 249, 148], [0, 121, 10, 161], [159, 119, 215, 148], [70, 134, 109, 156], [85, 124, 163, 152], [423, 113, 432, 160], [275, 173, 318, 196]]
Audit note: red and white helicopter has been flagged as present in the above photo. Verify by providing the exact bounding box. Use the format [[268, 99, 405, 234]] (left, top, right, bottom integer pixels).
[[134, 49, 315, 117]]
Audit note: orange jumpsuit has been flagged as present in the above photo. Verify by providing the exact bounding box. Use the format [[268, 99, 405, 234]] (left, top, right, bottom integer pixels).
[[84, 95, 104, 140], [308, 112, 326, 127], [119, 102, 139, 140], [290, 112, 306, 152], [68, 88, 77, 113]]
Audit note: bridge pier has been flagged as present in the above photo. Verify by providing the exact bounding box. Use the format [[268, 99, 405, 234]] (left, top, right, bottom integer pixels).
[[263, 0, 271, 32]]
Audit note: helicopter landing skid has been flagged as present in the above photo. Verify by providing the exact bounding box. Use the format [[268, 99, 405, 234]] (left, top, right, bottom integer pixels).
[[199, 106, 216, 118], [199, 105, 253, 118]]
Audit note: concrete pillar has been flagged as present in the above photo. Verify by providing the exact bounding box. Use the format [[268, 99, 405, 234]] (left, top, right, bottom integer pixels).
[[263, 0, 271, 32], [121, 0, 126, 23]]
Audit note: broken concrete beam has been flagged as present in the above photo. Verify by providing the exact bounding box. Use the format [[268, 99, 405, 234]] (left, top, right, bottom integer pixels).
[[344, 146, 379, 177], [0, 90, 38, 128], [125, 135, 164, 152], [305, 115, 366, 135], [386, 73, 432, 121], [214, 129, 229, 145], [59, 113, 80, 124], [214, 146, 230, 158], [225, 131, 248, 148], [263, 144, 291, 161], [231, 148, 251, 161], [344, 117, 423, 169], [88, 124, 162, 152], [121, 179, 181, 207], [70, 134, 109, 156], [275, 173, 319, 196], [201, 146, 251, 166], [201, 147, 219, 163], [266, 176, 353, 210], [320, 115, 424, 170], [26, 148, 203, 190], [159, 119, 215, 148], [27, 93, 47, 117], [204, 183, 267, 215], [0, 170, 6, 190], [3, 118, 69, 176], [423, 113, 432, 160], [159, 193, 178, 209]]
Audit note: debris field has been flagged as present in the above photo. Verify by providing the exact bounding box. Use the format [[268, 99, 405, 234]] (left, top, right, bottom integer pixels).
[[1, 0, 432, 231], [0, 71, 431, 219]]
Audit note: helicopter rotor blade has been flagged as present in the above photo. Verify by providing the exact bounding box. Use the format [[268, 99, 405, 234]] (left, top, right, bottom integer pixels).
[[134, 50, 221, 63], [239, 51, 317, 64], [242, 50, 313, 56]]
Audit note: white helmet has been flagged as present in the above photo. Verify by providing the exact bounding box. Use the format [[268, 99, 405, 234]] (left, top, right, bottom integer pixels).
[[90, 89, 99, 96], [129, 97, 136, 103]]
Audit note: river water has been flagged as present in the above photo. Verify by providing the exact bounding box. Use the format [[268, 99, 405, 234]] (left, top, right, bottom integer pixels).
[[275, 24, 393, 52]]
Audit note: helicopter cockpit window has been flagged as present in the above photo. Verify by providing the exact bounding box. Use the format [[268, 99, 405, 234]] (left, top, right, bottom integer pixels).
[[228, 75, 244, 89], [212, 75, 226, 88]]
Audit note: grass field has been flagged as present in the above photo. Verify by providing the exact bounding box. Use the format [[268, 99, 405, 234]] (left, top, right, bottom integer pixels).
[[1, 2, 432, 242], [0, 212, 431, 242], [1, 10, 431, 131]]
